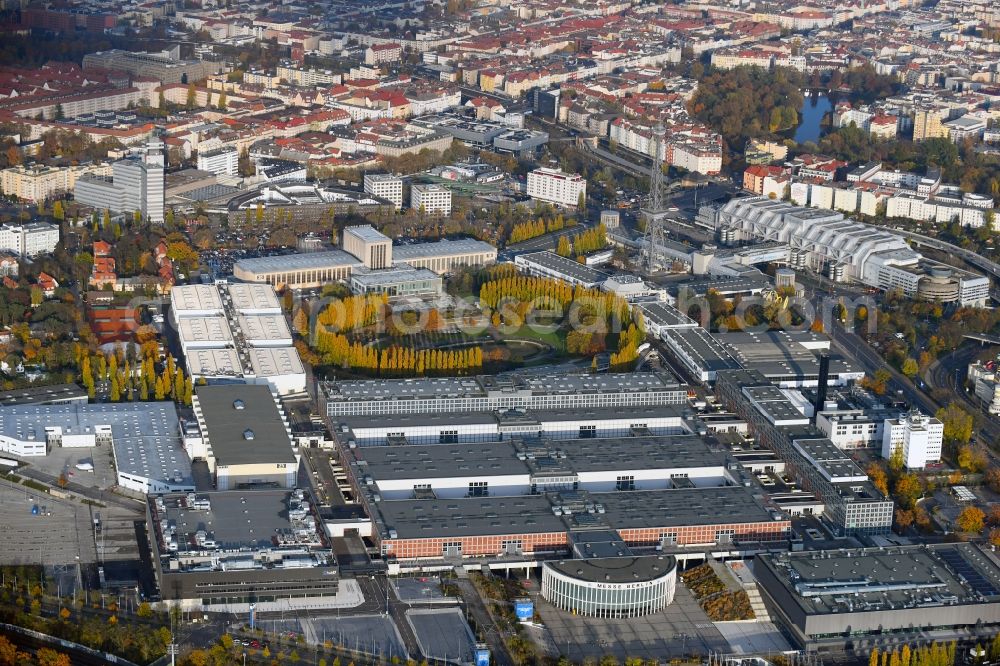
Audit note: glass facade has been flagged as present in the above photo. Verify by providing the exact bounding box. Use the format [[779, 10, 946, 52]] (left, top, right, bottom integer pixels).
[[541, 561, 676, 619]]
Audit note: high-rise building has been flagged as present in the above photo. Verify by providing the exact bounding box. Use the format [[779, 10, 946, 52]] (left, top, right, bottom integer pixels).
[[912, 106, 948, 142], [410, 183, 452, 216], [363, 174, 403, 210], [881, 411, 943, 469], [527, 167, 586, 208], [342, 225, 393, 269], [74, 139, 165, 223], [197, 148, 238, 177]]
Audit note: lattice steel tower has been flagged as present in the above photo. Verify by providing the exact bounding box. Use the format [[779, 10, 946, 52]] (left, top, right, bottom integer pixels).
[[640, 122, 669, 274]]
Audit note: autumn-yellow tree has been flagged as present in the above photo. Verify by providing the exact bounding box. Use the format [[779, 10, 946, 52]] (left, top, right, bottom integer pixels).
[[956, 506, 985, 533]]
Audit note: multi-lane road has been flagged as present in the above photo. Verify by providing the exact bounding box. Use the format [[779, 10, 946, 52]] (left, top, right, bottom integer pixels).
[[927, 344, 1000, 445]]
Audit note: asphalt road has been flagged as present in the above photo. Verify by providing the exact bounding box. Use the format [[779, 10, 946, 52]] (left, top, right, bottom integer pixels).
[[16, 466, 144, 513], [454, 577, 515, 666], [927, 344, 1000, 445], [827, 322, 939, 416], [506, 222, 591, 253]]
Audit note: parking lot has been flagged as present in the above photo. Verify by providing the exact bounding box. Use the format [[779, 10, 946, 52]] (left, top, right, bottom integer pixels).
[[392, 577, 454, 604], [405, 608, 476, 665], [713, 621, 792, 654], [0, 477, 96, 565], [261, 614, 407, 661], [26, 443, 117, 491], [532, 582, 729, 661]]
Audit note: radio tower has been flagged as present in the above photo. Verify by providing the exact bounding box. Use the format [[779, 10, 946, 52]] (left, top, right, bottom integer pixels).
[[640, 122, 669, 275]]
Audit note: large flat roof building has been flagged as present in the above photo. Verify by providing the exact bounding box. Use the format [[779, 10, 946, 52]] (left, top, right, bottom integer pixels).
[[716, 369, 893, 535], [233, 237, 496, 291], [371, 485, 787, 561], [514, 251, 609, 289], [190, 384, 297, 491], [147, 489, 338, 608], [658, 327, 863, 387], [83, 48, 215, 84], [322, 371, 686, 417], [349, 434, 731, 500], [755, 544, 1000, 651], [335, 404, 689, 446], [170, 283, 305, 395], [0, 402, 192, 494]]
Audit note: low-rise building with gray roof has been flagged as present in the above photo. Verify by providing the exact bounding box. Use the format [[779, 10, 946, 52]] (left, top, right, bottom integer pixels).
[[0, 401, 192, 494], [755, 543, 1000, 650]]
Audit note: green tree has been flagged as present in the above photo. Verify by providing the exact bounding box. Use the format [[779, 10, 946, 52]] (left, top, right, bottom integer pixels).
[[186, 84, 197, 109], [52, 200, 64, 221]]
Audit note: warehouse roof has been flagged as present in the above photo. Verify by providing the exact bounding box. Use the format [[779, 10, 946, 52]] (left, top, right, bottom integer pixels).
[[185, 349, 244, 377], [0, 402, 190, 487], [226, 283, 282, 313], [376, 486, 776, 540], [757, 544, 1000, 616], [598, 486, 775, 529], [661, 327, 743, 373], [515, 251, 609, 285], [392, 237, 496, 260], [195, 385, 295, 466], [237, 314, 292, 343], [377, 494, 566, 539], [171, 284, 224, 313], [353, 435, 726, 481], [177, 316, 233, 345], [339, 404, 686, 431], [235, 249, 362, 275], [325, 371, 679, 403], [248, 347, 305, 378]]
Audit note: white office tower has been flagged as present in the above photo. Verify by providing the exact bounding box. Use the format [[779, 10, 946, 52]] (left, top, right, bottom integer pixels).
[[527, 167, 586, 208], [881, 411, 943, 469], [142, 138, 165, 224], [410, 183, 452, 216], [197, 148, 239, 177], [364, 174, 403, 210], [74, 138, 165, 223]]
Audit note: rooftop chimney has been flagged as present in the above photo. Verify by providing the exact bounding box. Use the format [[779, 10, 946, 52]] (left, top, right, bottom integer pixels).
[[813, 353, 830, 423]]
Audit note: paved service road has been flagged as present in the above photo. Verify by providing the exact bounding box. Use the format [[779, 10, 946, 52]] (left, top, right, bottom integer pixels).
[[927, 344, 1000, 446], [827, 323, 939, 416], [454, 577, 514, 666]]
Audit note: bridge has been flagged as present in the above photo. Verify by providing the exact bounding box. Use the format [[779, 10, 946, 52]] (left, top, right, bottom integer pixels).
[[965, 333, 1000, 345], [895, 227, 1000, 280]]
